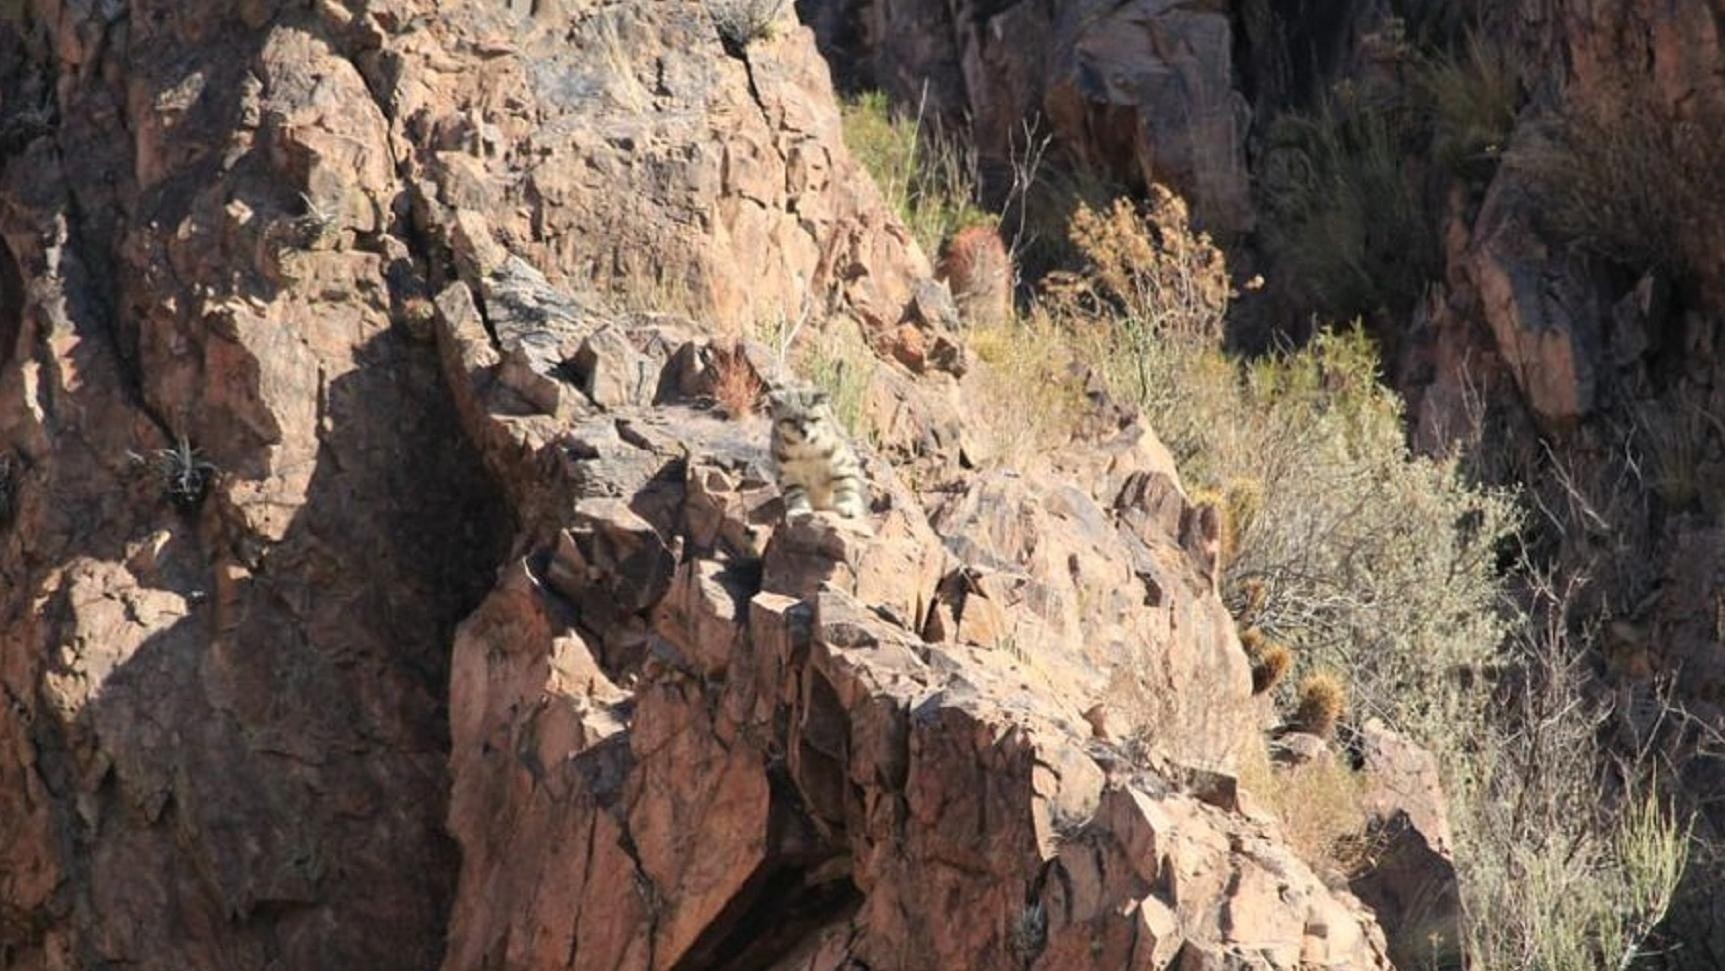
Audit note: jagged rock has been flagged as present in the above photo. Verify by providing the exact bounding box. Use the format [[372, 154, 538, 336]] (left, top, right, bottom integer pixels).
[[802, 0, 1254, 233], [1351, 719, 1462, 971], [1, 1, 1408, 968], [1467, 166, 1608, 426]]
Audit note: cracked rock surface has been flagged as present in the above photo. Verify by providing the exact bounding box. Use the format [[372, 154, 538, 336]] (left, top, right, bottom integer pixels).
[[1, 2, 1391, 969]]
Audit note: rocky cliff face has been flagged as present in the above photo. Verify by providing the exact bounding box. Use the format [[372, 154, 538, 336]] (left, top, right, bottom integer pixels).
[[0, 1, 1397, 969]]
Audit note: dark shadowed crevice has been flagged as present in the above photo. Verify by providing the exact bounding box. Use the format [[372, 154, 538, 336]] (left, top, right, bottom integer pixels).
[[0, 239, 20, 372], [672, 767, 861, 971]]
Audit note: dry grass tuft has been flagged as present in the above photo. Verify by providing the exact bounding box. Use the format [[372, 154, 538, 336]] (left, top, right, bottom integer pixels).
[[1291, 671, 1346, 739], [1236, 739, 1375, 879], [964, 308, 1089, 467], [1510, 94, 1725, 279]]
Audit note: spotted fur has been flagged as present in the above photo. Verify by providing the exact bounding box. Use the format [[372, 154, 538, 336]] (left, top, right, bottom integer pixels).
[[768, 387, 867, 519]]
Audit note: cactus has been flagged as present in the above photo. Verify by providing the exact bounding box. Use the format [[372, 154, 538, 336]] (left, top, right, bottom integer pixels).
[[1191, 475, 1263, 569], [1241, 626, 1294, 695], [1253, 640, 1294, 695], [1292, 671, 1346, 739]]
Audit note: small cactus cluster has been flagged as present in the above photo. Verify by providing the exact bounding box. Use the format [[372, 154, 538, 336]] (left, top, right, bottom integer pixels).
[[1291, 672, 1346, 739], [1240, 626, 1293, 695], [1190, 475, 1263, 569]]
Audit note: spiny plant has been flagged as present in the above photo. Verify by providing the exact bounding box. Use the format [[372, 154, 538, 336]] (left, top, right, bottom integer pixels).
[[147, 436, 218, 512], [294, 191, 340, 250], [1291, 671, 1346, 739], [1189, 477, 1264, 569], [1241, 627, 1294, 695], [708, 341, 765, 419]]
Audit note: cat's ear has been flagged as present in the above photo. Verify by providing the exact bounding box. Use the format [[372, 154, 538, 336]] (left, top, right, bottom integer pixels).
[[808, 388, 831, 405], [765, 389, 788, 411]]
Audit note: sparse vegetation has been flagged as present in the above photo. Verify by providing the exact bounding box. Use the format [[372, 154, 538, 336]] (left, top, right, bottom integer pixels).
[[706, 0, 788, 50], [294, 191, 340, 250], [1511, 94, 1725, 280], [1415, 31, 1518, 178], [1257, 96, 1438, 321], [964, 310, 1088, 466], [147, 436, 218, 512], [1632, 386, 1724, 511], [1450, 573, 1692, 971], [797, 319, 875, 441], [1036, 177, 1688, 971], [1236, 740, 1375, 879], [1254, 22, 1521, 322], [839, 91, 993, 258]]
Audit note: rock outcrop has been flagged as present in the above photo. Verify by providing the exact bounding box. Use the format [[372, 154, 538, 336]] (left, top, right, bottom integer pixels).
[[427, 213, 1393, 970], [799, 0, 1255, 234], [0, 1, 1400, 968]]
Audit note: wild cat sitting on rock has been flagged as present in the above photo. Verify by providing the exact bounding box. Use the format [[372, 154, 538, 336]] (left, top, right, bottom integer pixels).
[[767, 386, 869, 523]]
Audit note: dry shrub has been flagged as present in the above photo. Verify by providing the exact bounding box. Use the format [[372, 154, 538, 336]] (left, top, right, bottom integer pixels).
[[707, 0, 787, 48], [939, 224, 1012, 329], [709, 341, 763, 419], [1044, 187, 1229, 346], [1510, 93, 1725, 280], [1236, 740, 1375, 879], [1451, 571, 1692, 971]]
